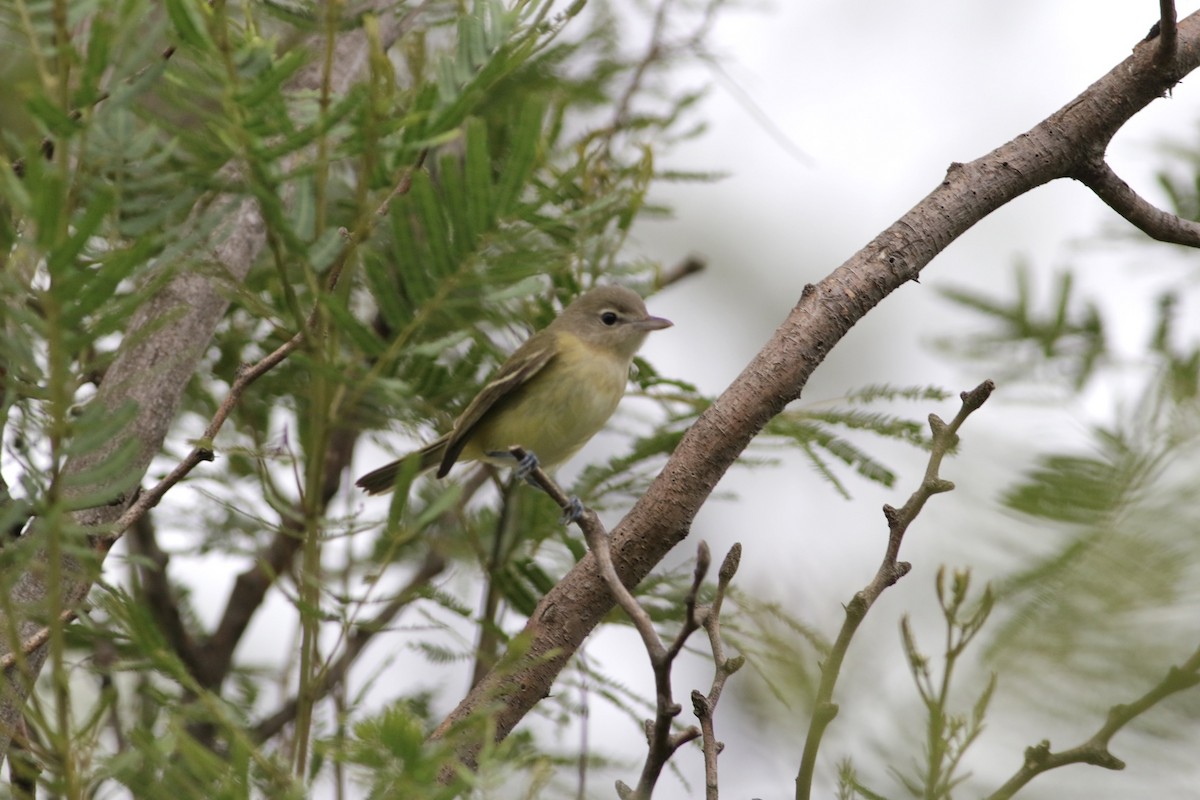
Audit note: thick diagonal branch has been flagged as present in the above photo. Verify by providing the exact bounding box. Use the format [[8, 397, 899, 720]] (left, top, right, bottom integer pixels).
[[432, 12, 1200, 767]]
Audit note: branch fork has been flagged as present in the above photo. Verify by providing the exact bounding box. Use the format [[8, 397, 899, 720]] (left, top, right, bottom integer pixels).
[[514, 450, 741, 800]]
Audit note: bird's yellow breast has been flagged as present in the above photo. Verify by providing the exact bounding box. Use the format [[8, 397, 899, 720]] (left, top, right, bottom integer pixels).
[[462, 332, 631, 469]]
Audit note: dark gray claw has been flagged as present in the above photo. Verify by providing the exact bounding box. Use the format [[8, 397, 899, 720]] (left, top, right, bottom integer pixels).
[[515, 450, 540, 481], [561, 496, 585, 525]]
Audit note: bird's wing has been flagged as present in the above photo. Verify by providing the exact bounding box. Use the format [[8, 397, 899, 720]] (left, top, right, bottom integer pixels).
[[437, 337, 558, 477]]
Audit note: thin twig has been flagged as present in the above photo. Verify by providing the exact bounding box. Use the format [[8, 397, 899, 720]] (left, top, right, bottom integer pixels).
[[692, 543, 744, 800], [617, 545, 705, 800], [795, 380, 995, 800], [0, 608, 80, 672], [510, 448, 655, 644], [512, 447, 705, 800], [1156, 0, 1178, 65], [100, 333, 300, 550], [657, 255, 707, 290], [984, 643, 1200, 800]]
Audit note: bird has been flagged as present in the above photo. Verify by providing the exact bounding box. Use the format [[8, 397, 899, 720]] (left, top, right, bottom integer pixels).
[[355, 285, 672, 495]]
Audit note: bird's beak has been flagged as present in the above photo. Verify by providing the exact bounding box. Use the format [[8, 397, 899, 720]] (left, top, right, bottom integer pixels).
[[634, 315, 673, 331]]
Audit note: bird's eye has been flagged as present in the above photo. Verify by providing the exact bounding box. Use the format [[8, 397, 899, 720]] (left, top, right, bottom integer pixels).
[[600, 311, 619, 326]]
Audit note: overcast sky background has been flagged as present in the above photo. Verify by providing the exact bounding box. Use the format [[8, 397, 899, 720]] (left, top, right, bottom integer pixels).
[[578, 1, 1200, 797], [158, 2, 1200, 797]]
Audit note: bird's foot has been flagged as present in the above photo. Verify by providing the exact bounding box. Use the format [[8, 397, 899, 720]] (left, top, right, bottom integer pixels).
[[561, 496, 585, 525], [514, 450, 540, 482]]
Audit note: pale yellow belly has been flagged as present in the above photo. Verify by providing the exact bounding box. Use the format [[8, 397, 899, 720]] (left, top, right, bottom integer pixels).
[[463, 347, 629, 469]]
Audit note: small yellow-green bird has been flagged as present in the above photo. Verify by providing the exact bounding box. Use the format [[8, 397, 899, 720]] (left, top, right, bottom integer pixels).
[[356, 285, 672, 495]]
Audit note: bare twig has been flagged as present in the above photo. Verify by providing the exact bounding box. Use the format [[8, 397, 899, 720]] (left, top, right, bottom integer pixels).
[[100, 340, 299, 551], [1072, 158, 1200, 247], [657, 255, 707, 290], [985, 643, 1200, 800], [511, 449, 657, 651], [621, 545, 707, 800], [692, 543, 744, 800], [1155, 0, 1179, 65], [795, 381, 995, 800], [513, 447, 709, 799], [0, 609, 80, 672], [507, 448, 589, 527], [696, 542, 739, 796]]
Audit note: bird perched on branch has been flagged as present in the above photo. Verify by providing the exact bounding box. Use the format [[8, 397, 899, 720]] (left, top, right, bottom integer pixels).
[[356, 285, 672, 495]]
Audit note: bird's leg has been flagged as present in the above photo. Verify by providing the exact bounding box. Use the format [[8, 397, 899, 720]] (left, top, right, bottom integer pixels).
[[515, 450, 540, 482], [560, 496, 585, 524], [502, 447, 587, 526], [486, 448, 542, 482]]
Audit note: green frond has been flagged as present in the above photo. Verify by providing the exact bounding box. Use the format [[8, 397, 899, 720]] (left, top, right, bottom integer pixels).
[[720, 589, 827, 713], [162, 0, 211, 50], [1001, 451, 1142, 525], [844, 383, 951, 405], [799, 440, 851, 499], [935, 263, 1107, 388], [768, 414, 899, 492], [412, 641, 471, 665], [803, 408, 928, 448]]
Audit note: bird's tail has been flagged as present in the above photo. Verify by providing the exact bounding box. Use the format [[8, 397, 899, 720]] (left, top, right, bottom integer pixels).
[[355, 437, 446, 495]]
